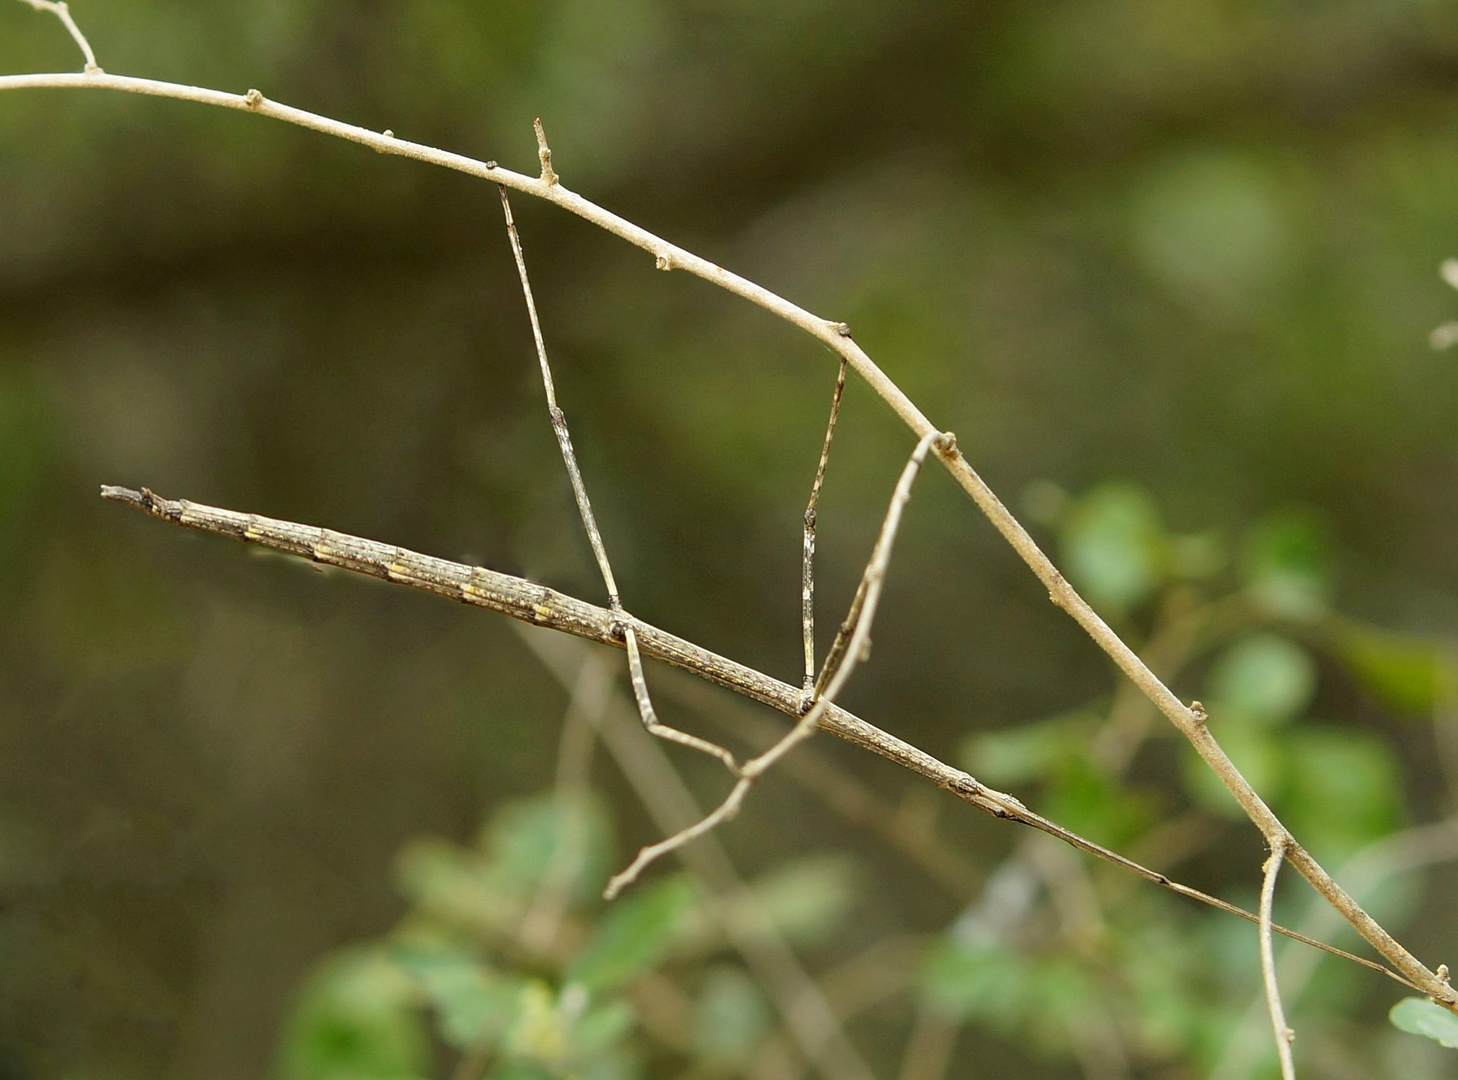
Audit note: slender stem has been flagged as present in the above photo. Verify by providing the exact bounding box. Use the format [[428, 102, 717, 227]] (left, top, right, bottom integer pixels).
[[1259, 841, 1297, 1080], [517, 652, 613, 955], [11, 3, 1447, 1000], [15, 0, 99, 71]]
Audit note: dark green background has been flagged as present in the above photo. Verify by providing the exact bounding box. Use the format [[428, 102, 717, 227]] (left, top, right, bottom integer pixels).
[[1, 1, 1456, 1077]]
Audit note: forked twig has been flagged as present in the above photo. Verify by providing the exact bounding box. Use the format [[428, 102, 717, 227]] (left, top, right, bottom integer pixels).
[[801, 357, 848, 701], [605, 431, 951, 898], [497, 183, 739, 777], [15, 0, 98, 72], [1260, 840, 1297, 1080]]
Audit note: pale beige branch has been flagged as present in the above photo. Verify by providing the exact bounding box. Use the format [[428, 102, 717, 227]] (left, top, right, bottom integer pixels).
[[1259, 840, 1297, 1080], [15, 0, 98, 71]]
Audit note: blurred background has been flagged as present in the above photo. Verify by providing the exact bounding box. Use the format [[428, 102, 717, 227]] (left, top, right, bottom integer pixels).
[[2, 1, 1457, 1078]]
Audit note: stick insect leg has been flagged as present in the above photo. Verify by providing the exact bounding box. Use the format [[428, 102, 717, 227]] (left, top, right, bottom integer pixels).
[[497, 183, 739, 778], [801, 357, 848, 710], [606, 430, 950, 897]]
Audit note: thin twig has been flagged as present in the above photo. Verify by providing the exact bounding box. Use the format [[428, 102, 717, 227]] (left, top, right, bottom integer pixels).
[[661, 668, 983, 894], [497, 184, 738, 777], [519, 630, 875, 1080], [801, 357, 847, 701], [896, 1002, 958, 1080], [97, 485, 1425, 988], [1211, 817, 1458, 1080], [1259, 840, 1297, 1080], [3, 17, 1452, 1001], [15, 0, 98, 72], [517, 651, 614, 955], [604, 431, 945, 898]]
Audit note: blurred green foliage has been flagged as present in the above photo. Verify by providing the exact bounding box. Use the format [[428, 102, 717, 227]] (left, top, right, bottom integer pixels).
[[279, 792, 843, 1080]]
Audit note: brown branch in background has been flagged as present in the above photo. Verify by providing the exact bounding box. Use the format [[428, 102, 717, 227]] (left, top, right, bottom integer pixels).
[[98, 485, 1419, 990], [1259, 841, 1297, 1080], [517, 651, 614, 955], [14, 0, 1451, 1007], [497, 184, 739, 777], [520, 630, 875, 1080], [896, 1003, 958, 1080]]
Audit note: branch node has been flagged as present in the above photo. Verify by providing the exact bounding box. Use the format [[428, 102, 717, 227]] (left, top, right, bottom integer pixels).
[[382, 128, 393, 138], [829, 321, 851, 337], [485, 160, 498, 169], [655, 252, 673, 271], [534, 117, 558, 186], [1189, 700, 1208, 724], [244, 88, 264, 111]]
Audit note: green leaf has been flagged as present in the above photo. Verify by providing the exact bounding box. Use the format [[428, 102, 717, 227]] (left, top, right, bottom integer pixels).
[[693, 967, 772, 1066], [731, 854, 858, 947], [1060, 483, 1167, 617], [394, 837, 517, 935], [277, 948, 428, 1080], [566, 875, 696, 993], [482, 792, 614, 899], [568, 999, 637, 1058], [1284, 729, 1401, 860], [920, 939, 1029, 1029], [960, 712, 1096, 786], [1043, 754, 1156, 847], [1206, 633, 1316, 724], [1333, 622, 1455, 716], [390, 942, 522, 1052], [503, 981, 569, 1065], [1181, 717, 1283, 818], [1389, 997, 1458, 1049], [1240, 510, 1332, 619]]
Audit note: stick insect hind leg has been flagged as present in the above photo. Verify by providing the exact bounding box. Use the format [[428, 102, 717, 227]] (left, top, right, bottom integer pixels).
[[497, 184, 740, 779]]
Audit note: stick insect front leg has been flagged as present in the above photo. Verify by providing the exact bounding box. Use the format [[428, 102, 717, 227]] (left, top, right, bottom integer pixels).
[[606, 429, 950, 898], [497, 183, 739, 779], [801, 356, 847, 711]]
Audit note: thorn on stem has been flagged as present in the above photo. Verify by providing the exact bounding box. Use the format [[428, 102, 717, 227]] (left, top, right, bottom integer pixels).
[[534, 118, 558, 186]]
